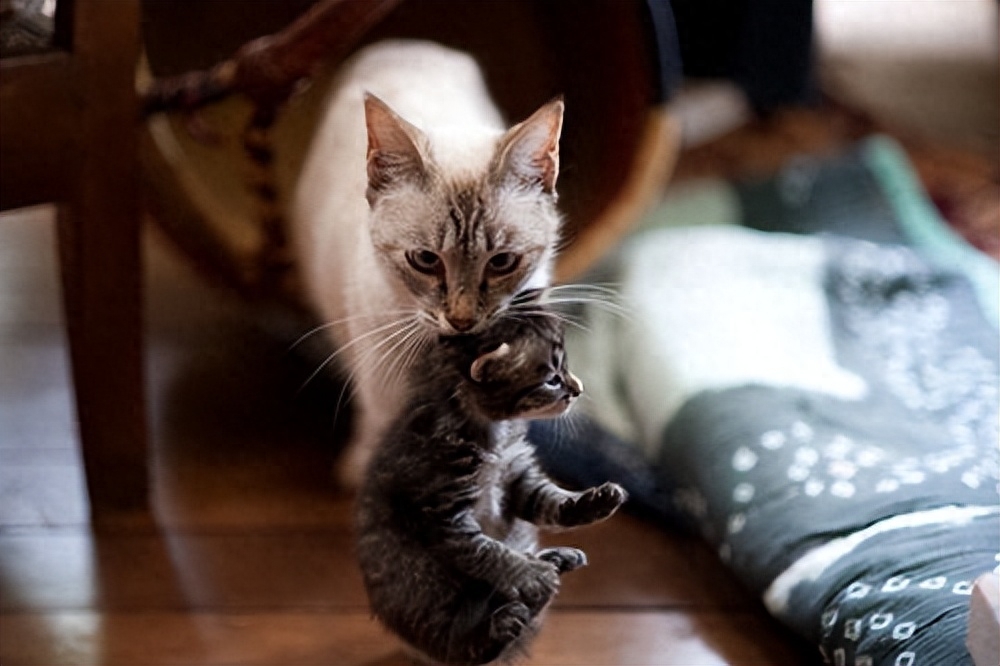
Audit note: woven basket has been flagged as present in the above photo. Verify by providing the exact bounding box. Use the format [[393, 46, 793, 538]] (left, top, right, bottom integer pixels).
[[140, 0, 680, 306]]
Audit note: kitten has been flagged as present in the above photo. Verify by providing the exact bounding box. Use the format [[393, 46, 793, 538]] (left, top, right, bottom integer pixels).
[[356, 305, 627, 665], [291, 40, 565, 487]]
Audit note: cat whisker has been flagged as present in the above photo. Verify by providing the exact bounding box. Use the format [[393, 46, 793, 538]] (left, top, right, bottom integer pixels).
[[503, 305, 591, 333], [504, 282, 632, 324], [331, 372, 357, 427], [544, 292, 627, 310], [511, 309, 589, 333], [548, 282, 622, 296], [328, 317, 425, 423], [287, 321, 341, 353], [307, 314, 417, 366], [356, 318, 428, 390], [546, 283, 626, 306], [545, 413, 579, 453], [375, 326, 430, 394], [297, 315, 418, 395], [287, 308, 420, 353], [552, 399, 594, 452], [552, 233, 576, 255], [508, 288, 548, 307], [350, 318, 420, 378], [401, 334, 432, 380], [561, 408, 585, 442], [542, 296, 632, 322]]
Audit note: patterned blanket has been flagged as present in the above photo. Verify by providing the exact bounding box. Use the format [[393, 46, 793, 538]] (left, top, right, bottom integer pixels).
[[531, 137, 1000, 666]]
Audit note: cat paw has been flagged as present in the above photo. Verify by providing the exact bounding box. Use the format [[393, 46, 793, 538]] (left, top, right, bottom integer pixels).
[[489, 601, 531, 644], [558, 482, 628, 526], [515, 559, 560, 612], [459, 602, 533, 666], [537, 546, 588, 574]]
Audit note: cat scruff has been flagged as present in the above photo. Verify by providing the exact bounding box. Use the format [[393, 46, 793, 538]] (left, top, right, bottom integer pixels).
[[291, 41, 565, 487], [357, 306, 627, 665]]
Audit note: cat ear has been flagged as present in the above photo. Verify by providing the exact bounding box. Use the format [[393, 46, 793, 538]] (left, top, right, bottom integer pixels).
[[470, 343, 511, 383], [494, 97, 564, 195], [364, 92, 429, 205]]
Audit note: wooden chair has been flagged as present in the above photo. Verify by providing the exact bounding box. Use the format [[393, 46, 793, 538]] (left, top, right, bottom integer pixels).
[[0, 0, 148, 524]]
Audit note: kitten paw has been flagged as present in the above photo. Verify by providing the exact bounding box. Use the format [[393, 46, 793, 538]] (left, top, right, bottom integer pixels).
[[489, 601, 531, 644], [537, 546, 588, 573], [516, 559, 559, 612], [558, 482, 628, 526]]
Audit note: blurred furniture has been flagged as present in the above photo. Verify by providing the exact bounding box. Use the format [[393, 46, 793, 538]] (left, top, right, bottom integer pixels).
[[0, 0, 148, 522]]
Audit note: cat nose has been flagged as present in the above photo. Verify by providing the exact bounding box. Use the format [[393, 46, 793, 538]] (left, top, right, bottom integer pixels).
[[445, 316, 476, 332], [566, 372, 583, 397]]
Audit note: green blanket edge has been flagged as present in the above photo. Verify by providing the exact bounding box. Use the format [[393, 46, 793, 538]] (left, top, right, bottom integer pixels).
[[861, 136, 1000, 327]]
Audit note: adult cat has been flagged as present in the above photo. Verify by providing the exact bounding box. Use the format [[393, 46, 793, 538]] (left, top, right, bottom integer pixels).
[[291, 40, 564, 487]]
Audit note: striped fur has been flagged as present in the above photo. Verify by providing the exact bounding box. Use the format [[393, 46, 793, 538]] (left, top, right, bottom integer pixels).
[[357, 310, 626, 665]]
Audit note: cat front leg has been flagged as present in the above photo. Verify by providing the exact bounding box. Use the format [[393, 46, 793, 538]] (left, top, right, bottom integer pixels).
[[555, 481, 628, 528], [509, 452, 628, 529], [437, 513, 560, 614], [536, 546, 588, 573], [444, 600, 535, 666], [454, 534, 559, 614]]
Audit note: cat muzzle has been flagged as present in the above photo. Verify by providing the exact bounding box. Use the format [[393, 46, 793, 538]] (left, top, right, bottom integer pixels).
[[445, 315, 476, 332]]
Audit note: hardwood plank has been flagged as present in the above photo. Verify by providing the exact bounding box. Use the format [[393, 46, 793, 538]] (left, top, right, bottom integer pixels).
[[0, 514, 751, 613], [0, 609, 815, 666], [544, 518, 758, 610], [0, 468, 87, 527], [0, 448, 80, 466], [0, 335, 77, 453], [0, 610, 401, 666], [0, 530, 368, 612], [529, 611, 816, 666]]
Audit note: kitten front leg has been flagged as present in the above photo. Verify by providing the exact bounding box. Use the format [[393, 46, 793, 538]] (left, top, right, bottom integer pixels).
[[536, 546, 588, 573], [437, 513, 560, 614], [509, 451, 628, 529], [554, 482, 628, 527]]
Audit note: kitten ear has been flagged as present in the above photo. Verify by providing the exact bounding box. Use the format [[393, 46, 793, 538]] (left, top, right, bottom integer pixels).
[[470, 343, 511, 383], [364, 92, 429, 205], [494, 97, 564, 195]]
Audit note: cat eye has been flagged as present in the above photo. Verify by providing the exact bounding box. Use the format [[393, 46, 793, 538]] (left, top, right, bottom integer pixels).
[[544, 374, 564, 389], [406, 249, 443, 275], [487, 252, 521, 275]]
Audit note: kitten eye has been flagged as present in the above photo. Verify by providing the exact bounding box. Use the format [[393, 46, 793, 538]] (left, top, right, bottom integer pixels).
[[545, 374, 563, 389], [406, 249, 442, 275], [487, 252, 520, 275]]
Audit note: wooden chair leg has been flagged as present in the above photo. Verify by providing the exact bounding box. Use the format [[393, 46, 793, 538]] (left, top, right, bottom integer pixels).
[[48, 0, 149, 526], [57, 198, 149, 524], [56, 68, 149, 522]]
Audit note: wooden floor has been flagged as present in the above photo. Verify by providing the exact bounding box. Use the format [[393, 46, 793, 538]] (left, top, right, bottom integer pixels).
[[0, 205, 816, 665]]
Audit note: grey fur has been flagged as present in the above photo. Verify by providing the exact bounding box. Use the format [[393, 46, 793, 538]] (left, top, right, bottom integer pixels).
[[356, 308, 627, 665]]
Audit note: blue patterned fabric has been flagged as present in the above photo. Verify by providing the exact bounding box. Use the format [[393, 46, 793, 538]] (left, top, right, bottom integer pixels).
[[530, 138, 1000, 665]]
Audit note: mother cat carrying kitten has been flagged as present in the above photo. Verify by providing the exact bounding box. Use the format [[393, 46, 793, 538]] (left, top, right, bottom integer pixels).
[[291, 40, 566, 487]]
